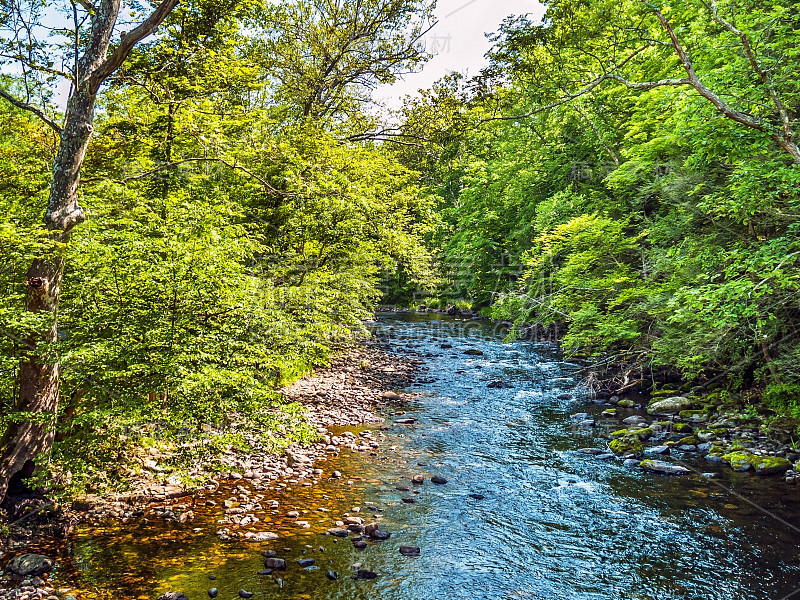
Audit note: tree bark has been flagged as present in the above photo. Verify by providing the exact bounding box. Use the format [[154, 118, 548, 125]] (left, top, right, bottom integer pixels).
[[0, 0, 179, 503], [0, 89, 93, 501]]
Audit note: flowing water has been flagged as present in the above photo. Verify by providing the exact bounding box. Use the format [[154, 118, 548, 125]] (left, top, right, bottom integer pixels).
[[51, 313, 800, 599]]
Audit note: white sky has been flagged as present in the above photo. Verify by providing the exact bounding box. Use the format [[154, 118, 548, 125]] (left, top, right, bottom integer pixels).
[[375, 0, 545, 108]]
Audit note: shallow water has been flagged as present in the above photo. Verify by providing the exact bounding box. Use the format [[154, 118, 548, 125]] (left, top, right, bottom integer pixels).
[[52, 313, 800, 599]]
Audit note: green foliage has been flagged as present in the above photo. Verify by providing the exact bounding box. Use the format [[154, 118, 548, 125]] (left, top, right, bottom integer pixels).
[[763, 384, 800, 421], [0, 0, 437, 497]]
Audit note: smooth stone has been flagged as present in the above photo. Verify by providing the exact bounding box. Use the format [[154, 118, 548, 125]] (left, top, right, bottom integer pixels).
[[430, 476, 448, 484], [468, 493, 486, 500], [326, 571, 339, 580], [596, 453, 616, 460], [401, 497, 416, 504], [264, 558, 287, 570], [411, 475, 424, 484], [238, 591, 254, 599], [208, 589, 218, 599], [370, 529, 391, 540], [647, 397, 693, 415], [640, 459, 691, 475], [354, 569, 378, 579], [399, 545, 421, 557], [297, 559, 315, 567], [645, 445, 670, 455], [326, 528, 350, 537], [623, 459, 641, 468]]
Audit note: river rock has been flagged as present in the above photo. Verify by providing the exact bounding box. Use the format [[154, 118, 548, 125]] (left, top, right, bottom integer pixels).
[[399, 545, 421, 557], [354, 569, 378, 579], [326, 571, 339, 580], [297, 559, 315, 567], [623, 416, 646, 426], [238, 590, 254, 598], [430, 476, 448, 484], [370, 529, 391, 540], [249, 532, 279, 541], [381, 391, 401, 401], [395, 418, 417, 424], [7, 554, 53, 577], [264, 558, 287, 570], [639, 460, 691, 476], [326, 528, 350, 537], [469, 493, 486, 500], [158, 594, 189, 600], [208, 589, 218, 598], [647, 397, 693, 415], [402, 497, 416, 503], [411, 475, 424, 484], [753, 456, 792, 476], [645, 445, 670, 455]]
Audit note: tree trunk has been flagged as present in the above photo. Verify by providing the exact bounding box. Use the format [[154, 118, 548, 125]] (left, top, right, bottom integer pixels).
[[0, 89, 93, 501]]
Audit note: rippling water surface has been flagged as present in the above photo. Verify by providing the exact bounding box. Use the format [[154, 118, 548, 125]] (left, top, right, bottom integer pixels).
[[54, 313, 800, 599]]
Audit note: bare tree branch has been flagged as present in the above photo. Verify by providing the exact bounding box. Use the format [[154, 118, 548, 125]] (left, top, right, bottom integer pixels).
[[0, 88, 62, 134], [88, 0, 180, 93]]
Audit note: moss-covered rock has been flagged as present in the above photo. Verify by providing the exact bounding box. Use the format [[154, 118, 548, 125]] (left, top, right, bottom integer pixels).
[[609, 437, 643, 455], [677, 436, 697, 446], [674, 422, 693, 433], [752, 456, 792, 476], [616, 399, 635, 408], [722, 451, 755, 472], [679, 409, 708, 423], [630, 427, 654, 440], [610, 429, 631, 439], [696, 430, 717, 443]]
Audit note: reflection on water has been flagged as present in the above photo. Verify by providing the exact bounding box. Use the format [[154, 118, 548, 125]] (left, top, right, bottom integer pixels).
[[53, 313, 800, 599]]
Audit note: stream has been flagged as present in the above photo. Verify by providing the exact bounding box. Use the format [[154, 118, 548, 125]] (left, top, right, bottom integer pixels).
[[51, 313, 800, 599]]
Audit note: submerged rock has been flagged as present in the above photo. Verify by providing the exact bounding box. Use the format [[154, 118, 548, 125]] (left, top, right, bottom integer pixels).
[[639, 460, 691, 476], [399, 545, 421, 557], [354, 569, 378, 579]]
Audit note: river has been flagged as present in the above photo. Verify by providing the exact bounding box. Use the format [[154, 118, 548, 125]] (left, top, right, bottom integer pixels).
[[51, 313, 800, 599]]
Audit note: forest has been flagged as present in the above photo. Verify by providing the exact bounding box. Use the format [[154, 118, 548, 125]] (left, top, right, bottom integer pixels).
[[1, 0, 799, 507]]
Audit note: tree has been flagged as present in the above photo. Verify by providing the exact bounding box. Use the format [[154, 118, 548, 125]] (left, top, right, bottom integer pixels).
[[0, 0, 180, 501], [489, 0, 800, 163], [254, 0, 434, 121]]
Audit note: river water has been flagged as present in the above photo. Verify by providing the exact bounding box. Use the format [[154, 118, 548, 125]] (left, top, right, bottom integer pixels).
[[52, 313, 800, 599]]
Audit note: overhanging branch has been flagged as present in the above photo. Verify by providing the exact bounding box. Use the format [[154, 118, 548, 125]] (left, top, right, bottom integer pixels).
[[0, 88, 63, 134]]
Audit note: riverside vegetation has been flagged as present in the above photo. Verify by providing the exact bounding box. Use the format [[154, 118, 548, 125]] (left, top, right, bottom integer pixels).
[[1, 0, 800, 582]]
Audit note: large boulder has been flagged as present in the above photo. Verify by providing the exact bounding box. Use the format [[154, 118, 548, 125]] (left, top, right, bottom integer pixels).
[[647, 396, 694, 415], [7, 553, 53, 577]]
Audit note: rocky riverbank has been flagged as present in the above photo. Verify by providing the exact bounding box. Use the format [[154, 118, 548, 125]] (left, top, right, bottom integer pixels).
[[577, 389, 800, 482], [0, 338, 422, 600]]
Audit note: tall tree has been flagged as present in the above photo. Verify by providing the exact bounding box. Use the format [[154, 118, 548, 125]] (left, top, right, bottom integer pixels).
[[0, 0, 180, 501]]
